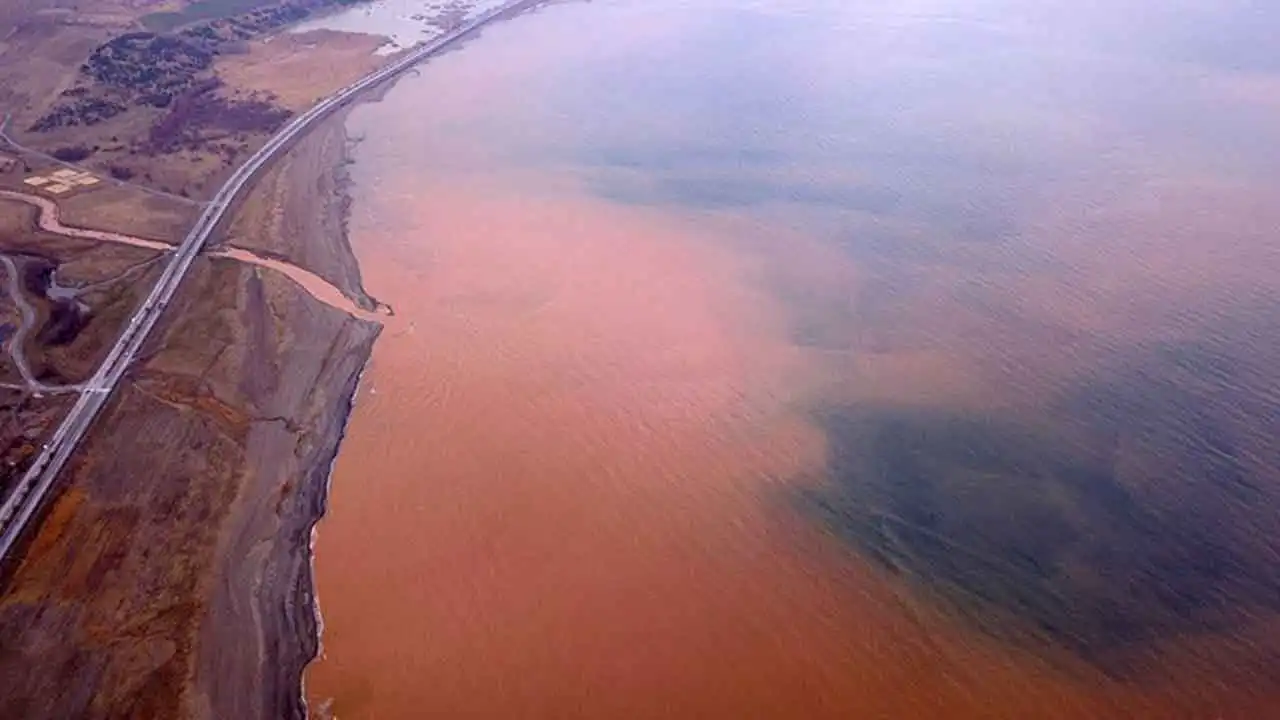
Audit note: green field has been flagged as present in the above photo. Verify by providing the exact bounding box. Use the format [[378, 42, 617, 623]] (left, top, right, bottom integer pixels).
[[140, 0, 282, 32]]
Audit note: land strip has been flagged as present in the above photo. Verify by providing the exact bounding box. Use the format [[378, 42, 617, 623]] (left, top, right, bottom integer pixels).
[[0, 1, 546, 717], [0, 0, 545, 570]]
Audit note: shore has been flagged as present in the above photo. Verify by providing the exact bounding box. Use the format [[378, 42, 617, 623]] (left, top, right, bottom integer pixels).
[[224, 112, 381, 313], [0, 107, 379, 717], [193, 110, 382, 719], [0, 2, 561, 716]]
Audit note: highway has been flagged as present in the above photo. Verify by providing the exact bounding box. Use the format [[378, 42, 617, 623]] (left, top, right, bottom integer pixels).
[[0, 0, 543, 568]]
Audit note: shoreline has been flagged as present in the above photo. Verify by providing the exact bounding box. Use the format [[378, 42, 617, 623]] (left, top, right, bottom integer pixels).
[[299, 350, 377, 720], [191, 101, 383, 717], [274, 3, 556, 711], [0, 3, 550, 716], [276, 115, 379, 720]]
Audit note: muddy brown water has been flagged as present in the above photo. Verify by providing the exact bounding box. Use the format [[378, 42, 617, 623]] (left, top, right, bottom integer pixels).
[[305, 0, 1280, 717]]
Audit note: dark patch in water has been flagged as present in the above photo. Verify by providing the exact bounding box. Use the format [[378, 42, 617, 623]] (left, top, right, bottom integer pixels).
[[804, 343, 1280, 673]]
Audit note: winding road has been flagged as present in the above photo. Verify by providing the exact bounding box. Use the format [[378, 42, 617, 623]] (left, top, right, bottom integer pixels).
[[0, 119, 205, 207], [0, 255, 54, 393], [0, 0, 545, 567]]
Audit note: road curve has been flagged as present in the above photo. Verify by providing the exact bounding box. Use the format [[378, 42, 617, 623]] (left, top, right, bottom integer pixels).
[[0, 0, 545, 567], [0, 255, 42, 389]]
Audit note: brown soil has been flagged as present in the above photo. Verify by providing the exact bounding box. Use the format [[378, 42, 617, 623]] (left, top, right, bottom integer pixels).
[[0, 197, 164, 383], [56, 182, 197, 244], [215, 29, 386, 112], [0, 390, 75, 500], [223, 108, 376, 309], [0, 104, 379, 718], [0, 256, 378, 719]]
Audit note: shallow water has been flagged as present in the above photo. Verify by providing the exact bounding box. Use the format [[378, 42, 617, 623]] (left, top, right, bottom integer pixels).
[[290, 0, 513, 53], [306, 0, 1280, 716]]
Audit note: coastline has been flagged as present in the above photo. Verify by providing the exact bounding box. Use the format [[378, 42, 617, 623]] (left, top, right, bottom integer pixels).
[[224, 109, 382, 312], [0, 3, 554, 716], [254, 6, 558, 709], [0, 109, 382, 719], [192, 105, 383, 718], [300, 352, 376, 720]]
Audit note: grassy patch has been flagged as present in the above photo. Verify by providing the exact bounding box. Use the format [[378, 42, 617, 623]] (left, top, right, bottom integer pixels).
[[141, 0, 282, 32]]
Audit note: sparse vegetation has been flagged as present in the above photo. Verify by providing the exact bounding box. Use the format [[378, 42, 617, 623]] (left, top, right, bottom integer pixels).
[[142, 0, 318, 32], [50, 145, 94, 162], [25, 0, 358, 184], [147, 78, 291, 153], [30, 97, 128, 131], [30, 31, 219, 134], [106, 164, 135, 181]]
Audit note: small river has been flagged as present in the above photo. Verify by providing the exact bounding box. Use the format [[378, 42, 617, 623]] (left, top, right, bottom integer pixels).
[[305, 1, 1280, 717]]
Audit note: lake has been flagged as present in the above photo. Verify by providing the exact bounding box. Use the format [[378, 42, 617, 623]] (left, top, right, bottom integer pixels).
[[304, 0, 1280, 716]]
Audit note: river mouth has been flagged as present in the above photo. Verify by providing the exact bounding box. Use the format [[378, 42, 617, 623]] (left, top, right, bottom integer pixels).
[[304, 0, 1280, 716]]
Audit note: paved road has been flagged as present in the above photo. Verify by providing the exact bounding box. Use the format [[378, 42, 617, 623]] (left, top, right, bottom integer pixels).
[[0, 0, 543, 568]]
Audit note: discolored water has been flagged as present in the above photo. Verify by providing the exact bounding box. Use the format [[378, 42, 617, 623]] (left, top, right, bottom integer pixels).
[[306, 0, 1280, 717]]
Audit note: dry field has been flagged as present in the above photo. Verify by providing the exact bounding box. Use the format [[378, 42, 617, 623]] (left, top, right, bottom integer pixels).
[[0, 256, 379, 719], [223, 109, 376, 309], [0, 2, 388, 717], [3, 0, 402, 200], [215, 29, 386, 112]]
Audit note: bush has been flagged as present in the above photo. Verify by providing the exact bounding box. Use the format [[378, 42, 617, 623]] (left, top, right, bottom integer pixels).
[[51, 145, 93, 163]]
